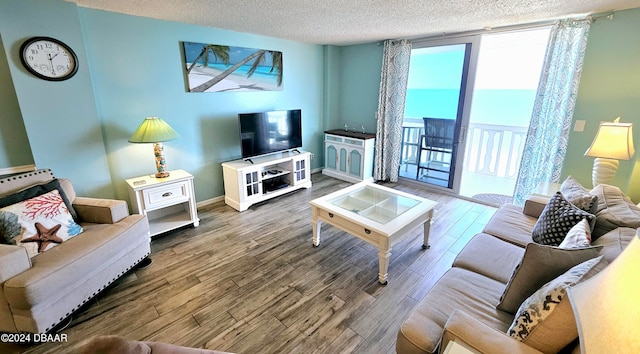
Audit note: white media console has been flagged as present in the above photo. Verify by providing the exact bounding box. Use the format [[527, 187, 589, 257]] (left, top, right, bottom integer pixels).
[[222, 150, 312, 211]]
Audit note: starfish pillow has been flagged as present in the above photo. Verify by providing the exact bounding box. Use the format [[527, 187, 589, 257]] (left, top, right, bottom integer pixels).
[[0, 189, 83, 258]]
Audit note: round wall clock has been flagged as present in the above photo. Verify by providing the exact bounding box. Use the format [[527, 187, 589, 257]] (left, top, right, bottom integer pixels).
[[20, 36, 78, 81]]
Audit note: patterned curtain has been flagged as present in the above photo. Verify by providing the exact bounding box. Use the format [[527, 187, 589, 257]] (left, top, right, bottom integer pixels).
[[374, 39, 412, 182], [513, 18, 591, 204]]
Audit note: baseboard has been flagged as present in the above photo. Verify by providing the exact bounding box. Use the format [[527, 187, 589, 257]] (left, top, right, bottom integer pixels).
[[0, 164, 37, 177]]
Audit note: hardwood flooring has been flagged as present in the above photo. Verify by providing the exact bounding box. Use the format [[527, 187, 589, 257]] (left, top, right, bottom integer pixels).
[[10, 173, 496, 354]]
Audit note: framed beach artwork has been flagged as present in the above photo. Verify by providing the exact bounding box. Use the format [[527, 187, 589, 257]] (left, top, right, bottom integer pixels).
[[182, 42, 283, 93]]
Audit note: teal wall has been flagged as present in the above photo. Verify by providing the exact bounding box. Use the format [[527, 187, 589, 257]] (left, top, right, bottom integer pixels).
[[0, 33, 33, 169], [0, 0, 325, 203], [0, 0, 112, 196], [336, 43, 383, 133], [562, 8, 640, 201]]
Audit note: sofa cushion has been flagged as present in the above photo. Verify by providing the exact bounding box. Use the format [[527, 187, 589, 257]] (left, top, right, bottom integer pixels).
[[497, 242, 602, 313], [482, 203, 537, 247], [558, 219, 591, 249], [589, 184, 640, 240], [531, 192, 595, 246], [0, 190, 83, 257], [591, 227, 636, 263], [560, 176, 598, 213], [452, 233, 525, 284], [507, 256, 607, 353], [397, 268, 513, 354]]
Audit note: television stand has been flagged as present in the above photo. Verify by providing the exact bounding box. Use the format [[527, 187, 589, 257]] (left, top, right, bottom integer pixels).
[[222, 151, 312, 211]]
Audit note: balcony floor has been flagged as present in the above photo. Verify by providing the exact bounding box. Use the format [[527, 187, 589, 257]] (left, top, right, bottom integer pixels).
[[399, 163, 515, 206]]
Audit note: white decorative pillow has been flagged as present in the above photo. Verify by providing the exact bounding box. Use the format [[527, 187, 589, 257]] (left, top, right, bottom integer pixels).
[[0, 190, 83, 258], [558, 219, 591, 249], [507, 256, 607, 353]]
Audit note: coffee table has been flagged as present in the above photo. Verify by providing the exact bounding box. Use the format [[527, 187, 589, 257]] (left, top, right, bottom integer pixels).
[[309, 182, 437, 285]]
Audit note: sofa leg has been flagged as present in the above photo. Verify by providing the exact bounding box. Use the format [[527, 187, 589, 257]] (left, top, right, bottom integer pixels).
[[136, 257, 153, 269]]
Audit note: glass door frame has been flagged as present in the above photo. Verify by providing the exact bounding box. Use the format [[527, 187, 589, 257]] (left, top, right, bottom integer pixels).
[[406, 35, 481, 194]]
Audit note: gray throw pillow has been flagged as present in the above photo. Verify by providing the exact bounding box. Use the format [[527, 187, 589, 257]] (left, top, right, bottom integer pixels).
[[589, 184, 640, 240], [496, 242, 602, 313], [532, 192, 595, 246], [560, 175, 598, 213]]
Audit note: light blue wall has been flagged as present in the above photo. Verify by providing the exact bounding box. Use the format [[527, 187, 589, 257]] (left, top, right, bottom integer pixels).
[[336, 43, 383, 133], [562, 8, 640, 201], [78, 9, 325, 201], [0, 33, 33, 169], [0, 0, 112, 196], [0, 0, 325, 203]]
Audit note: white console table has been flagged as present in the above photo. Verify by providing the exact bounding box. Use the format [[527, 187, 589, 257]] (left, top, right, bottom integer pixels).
[[125, 169, 199, 237], [222, 151, 312, 211]]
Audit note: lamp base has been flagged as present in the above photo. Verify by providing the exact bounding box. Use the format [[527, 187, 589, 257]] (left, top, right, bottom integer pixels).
[[591, 157, 619, 188], [153, 142, 170, 178]]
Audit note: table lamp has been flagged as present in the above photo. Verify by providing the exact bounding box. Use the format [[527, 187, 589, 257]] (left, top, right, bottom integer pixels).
[[568, 228, 640, 353], [129, 117, 180, 178], [584, 117, 634, 187]]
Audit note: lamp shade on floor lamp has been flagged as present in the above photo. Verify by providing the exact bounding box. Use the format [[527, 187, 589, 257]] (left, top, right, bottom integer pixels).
[[129, 117, 180, 178]]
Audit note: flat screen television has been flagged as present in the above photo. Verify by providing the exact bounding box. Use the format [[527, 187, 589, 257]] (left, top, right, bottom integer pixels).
[[239, 109, 302, 159]]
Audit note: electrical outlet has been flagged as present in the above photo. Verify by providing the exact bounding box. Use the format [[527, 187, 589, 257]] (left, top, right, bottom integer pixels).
[[310, 153, 315, 160]]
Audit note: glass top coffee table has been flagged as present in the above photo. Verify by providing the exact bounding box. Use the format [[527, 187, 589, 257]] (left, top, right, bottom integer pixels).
[[309, 182, 437, 285]]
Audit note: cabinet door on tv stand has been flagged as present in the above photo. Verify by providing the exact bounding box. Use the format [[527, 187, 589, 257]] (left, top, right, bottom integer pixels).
[[292, 154, 310, 185], [243, 170, 262, 198]]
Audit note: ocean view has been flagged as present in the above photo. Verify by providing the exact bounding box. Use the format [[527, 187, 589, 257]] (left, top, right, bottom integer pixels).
[[405, 88, 536, 127]]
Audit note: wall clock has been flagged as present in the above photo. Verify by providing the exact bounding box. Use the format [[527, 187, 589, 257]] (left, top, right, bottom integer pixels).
[[20, 36, 78, 81]]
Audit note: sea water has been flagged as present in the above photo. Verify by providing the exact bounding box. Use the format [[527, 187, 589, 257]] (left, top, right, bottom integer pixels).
[[404, 88, 535, 127]]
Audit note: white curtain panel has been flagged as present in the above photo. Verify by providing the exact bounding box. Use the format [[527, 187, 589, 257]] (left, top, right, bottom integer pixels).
[[374, 39, 412, 182], [513, 18, 591, 204]]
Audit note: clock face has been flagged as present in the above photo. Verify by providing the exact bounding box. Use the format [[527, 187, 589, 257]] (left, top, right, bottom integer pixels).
[[20, 37, 78, 81]]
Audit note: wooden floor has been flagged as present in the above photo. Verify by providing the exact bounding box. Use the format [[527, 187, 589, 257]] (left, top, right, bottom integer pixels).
[[11, 173, 496, 354]]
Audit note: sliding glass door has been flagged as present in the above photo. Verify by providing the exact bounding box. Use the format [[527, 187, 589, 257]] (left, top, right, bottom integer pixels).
[[400, 37, 479, 190]]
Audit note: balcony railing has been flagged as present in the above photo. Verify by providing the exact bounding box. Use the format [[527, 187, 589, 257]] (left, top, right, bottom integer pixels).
[[463, 123, 528, 179], [400, 122, 528, 183]]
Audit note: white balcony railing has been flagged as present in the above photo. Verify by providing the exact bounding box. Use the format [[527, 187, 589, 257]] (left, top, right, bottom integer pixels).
[[463, 123, 528, 179], [400, 122, 528, 181]]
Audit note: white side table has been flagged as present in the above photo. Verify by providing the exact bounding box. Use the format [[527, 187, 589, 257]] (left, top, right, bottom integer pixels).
[[126, 169, 199, 237]]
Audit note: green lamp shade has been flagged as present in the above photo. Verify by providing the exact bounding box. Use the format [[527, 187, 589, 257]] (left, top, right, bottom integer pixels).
[[129, 117, 179, 143]]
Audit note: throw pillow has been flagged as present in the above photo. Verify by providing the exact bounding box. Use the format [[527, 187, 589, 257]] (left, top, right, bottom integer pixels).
[[507, 256, 607, 353], [0, 178, 78, 221], [0, 189, 83, 257], [532, 192, 595, 246], [589, 184, 640, 240], [560, 176, 598, 213], [496, 242, 602, 313], [558, 219, 591, 249]]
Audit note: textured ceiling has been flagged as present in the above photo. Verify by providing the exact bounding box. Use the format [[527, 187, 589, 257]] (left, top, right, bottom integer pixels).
[[66, 0, 640, 45]]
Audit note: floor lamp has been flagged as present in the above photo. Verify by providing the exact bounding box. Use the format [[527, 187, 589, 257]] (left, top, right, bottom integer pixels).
[[568, 228, 640, 353], [129, 117, 180, 178], [584, 117, 634, 188]]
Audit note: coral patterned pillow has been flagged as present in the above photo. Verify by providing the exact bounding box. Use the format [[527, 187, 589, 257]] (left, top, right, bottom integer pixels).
[[0, 189, 83, 258]]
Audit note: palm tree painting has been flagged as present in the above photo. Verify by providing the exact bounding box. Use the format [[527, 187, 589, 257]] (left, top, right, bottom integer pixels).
[[182, 42, 283, 92]]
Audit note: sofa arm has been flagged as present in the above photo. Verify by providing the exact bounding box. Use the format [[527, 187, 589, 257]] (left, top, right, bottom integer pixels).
[[522, 195, 550, 218], [73, 197, 130, 224], [0, 245, 31, 282], [440, 310, 542, 354]]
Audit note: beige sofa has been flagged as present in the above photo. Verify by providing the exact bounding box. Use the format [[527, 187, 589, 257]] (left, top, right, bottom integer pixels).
[[397, 185, 640, 354], [0, 169, 151, 334]]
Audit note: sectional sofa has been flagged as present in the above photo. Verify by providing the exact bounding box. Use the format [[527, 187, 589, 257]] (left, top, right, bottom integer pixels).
[[397, 179, 640, 354]]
